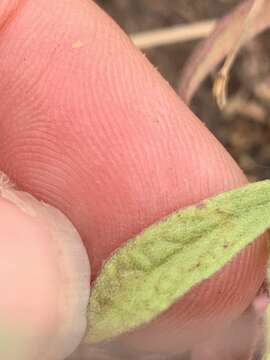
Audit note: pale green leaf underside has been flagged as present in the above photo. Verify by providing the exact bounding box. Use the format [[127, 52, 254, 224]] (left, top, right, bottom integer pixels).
[[87, 180, 270, 343]]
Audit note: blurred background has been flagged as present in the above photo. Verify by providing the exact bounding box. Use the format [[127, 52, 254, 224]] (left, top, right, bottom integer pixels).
[[97, 0, 270, 181]]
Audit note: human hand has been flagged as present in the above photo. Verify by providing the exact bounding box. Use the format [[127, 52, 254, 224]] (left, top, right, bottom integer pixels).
[[0, 1, 268, 359]]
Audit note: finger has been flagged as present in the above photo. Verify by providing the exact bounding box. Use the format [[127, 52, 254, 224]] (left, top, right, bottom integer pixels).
[[0, 0, 267, 354], [191, 305, 263, 360], [0, 177, 90, 359]]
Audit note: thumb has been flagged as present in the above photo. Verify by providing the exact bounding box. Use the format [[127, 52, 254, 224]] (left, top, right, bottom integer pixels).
[[0, 176, 90, 359]]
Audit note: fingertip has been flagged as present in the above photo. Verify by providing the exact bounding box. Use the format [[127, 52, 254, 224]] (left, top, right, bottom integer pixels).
[[0, 0, 247, 277], [0, 178, 90, 359]]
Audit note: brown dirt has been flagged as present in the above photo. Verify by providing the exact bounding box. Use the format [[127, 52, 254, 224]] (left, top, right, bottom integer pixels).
[[96, 0, 270, 181]]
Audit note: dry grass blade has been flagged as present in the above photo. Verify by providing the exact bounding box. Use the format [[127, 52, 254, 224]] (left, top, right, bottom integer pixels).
[[213, 0, 266, 109], [130, 20, 216, 49], [178, 0, 270, 105]]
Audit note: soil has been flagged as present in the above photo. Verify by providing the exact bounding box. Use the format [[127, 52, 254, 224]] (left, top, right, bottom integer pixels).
[[96, 0, 270, 181]]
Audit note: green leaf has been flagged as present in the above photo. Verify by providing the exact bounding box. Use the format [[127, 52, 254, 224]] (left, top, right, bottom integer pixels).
[[87, 180, 270, 344], [0, 323, 26, 359]]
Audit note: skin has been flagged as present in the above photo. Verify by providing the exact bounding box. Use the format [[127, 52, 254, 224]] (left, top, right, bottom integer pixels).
[[0, 195, 59, 359], [0, 0, 268, 358], [191, 282, 269, 360]]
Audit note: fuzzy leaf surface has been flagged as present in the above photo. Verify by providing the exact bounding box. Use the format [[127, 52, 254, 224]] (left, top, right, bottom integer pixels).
[[87, 181, 270, 343]]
